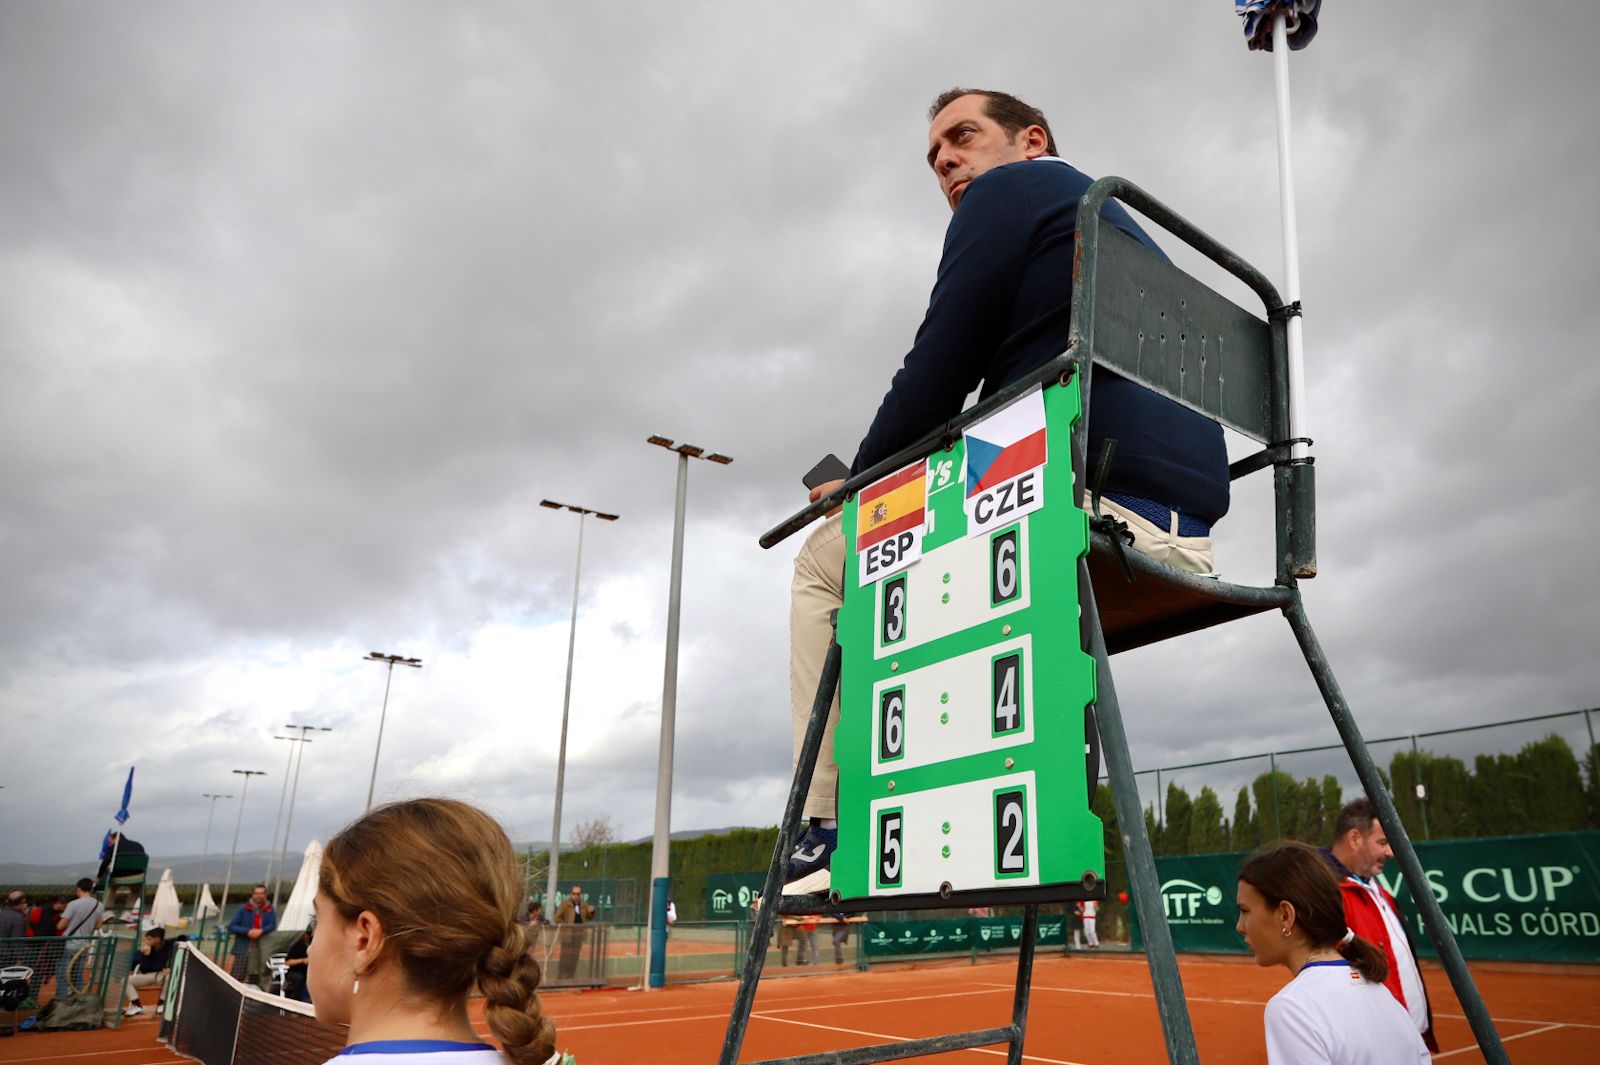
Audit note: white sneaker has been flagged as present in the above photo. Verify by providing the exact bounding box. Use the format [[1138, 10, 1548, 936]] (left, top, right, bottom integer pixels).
[[124, 1004, 146, 1017]]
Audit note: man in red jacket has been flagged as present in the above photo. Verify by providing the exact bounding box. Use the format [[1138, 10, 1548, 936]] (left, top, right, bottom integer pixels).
[[1322, 798, 1437, 1052]]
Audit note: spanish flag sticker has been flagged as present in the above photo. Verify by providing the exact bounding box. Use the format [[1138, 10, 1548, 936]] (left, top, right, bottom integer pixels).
[[857, 461, 926, 585]]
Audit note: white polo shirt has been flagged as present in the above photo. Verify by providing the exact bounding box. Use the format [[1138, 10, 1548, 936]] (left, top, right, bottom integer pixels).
[[1264, 962, 1430, 1065]]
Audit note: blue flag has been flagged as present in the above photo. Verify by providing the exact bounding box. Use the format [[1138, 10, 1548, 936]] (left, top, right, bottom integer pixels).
[[115, 766, 134, 825], [1236, 0, 1321, 52]]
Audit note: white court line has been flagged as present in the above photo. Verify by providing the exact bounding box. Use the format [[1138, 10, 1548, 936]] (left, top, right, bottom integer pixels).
[[1432, 1023, 1566, 1059], [977, 980, 1268, 1009], [760, 987, 1010, 1016], [756, 1013, 1089, 1065], [560, 1011, 734, 1032], [1435, 1011, 1600, 1031], [0, 1050, 171, 1063]]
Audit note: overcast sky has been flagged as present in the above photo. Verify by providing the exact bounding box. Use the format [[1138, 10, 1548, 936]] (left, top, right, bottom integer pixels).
[[3, 3, 1596, 870]]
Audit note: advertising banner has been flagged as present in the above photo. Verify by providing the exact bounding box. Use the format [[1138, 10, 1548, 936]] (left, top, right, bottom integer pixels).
[[1129, 831, 1600, 965], [705, 873, 767, 921], [862, 914, 1067, 958]]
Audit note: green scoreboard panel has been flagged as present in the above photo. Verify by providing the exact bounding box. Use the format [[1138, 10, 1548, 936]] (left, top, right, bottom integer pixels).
[[833, 378, 1104, 906]]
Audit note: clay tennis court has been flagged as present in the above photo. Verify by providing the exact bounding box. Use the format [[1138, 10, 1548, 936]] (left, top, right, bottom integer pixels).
[[4, 951, 1594, 1064]]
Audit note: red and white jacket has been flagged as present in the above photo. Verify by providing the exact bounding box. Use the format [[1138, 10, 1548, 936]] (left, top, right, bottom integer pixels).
[[1321, 849, 1437, 1053]]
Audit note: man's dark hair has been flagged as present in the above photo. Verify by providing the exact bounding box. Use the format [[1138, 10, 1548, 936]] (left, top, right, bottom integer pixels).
[[1333, 797, 1379, 842], [75, 877, 95, 893], [145, 927, 165, 942], [928, 88, 1059, 158]]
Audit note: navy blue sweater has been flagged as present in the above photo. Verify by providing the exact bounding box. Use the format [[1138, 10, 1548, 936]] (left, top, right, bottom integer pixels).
[[850, 159, 1229, 525]]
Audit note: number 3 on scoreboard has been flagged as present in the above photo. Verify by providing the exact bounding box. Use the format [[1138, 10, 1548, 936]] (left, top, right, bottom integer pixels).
[[993, 787, 1029, 879], [880, 574, 907, 647], [876, 807, 904, 889]]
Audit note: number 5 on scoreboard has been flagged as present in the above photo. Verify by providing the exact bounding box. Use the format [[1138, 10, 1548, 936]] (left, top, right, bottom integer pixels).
[[993, 787, 1030, 879], [876, 807, 904, 889]]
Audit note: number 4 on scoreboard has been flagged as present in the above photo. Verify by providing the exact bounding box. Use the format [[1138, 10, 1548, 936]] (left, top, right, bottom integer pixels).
[[993, 786, 1030, 879], [876, 807, 904, 889], [990, 650, 1024, 736]]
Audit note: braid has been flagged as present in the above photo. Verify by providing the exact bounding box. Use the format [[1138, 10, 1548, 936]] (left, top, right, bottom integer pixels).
[[479, 921, 558, 1065], [1338, 932, 1390, 985]]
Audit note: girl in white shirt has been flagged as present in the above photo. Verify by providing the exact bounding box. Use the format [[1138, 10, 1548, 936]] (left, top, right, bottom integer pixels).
[[308, 798, 564, 1065], [1236, 841, 1428, 1065]]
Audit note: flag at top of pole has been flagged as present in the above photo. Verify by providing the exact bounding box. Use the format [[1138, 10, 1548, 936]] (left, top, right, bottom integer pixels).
[[114, 766, 135, 824], [1236, 0, 1321, 51]]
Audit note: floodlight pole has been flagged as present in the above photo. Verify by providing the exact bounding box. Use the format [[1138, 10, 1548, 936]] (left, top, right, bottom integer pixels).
[[265, 738, 299, 898], [644, 436, 733, 990], [273, 724, 332, 909], [364, 652, 422, 811], [539, 499, 620, 915], [217, 769, 266, 923], [197, 792, 232, 894]]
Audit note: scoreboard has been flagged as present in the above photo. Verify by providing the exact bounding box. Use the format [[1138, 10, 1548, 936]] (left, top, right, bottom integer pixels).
[[832, 378, 1104, 905]]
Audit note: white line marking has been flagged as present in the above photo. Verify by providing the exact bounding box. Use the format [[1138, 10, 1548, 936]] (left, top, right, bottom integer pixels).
[[1432, 1023, 1566, 1059], [1435, 1011, 1600, 1031], [976, 980, 1268, 1008], [755, 1013, 1089, 1065], [559, 1012, 733, 1032], [0, 1050, 174, 1063], [760, 987, 1010, 1015]]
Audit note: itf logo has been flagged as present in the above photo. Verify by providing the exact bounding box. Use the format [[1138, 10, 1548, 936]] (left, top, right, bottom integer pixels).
[[1161, 878, 1226, 922]]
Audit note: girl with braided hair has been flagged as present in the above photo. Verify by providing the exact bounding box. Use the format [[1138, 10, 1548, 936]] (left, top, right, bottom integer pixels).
[[308, 798, 565, 1065], [1236, 840, 1427, 1065]]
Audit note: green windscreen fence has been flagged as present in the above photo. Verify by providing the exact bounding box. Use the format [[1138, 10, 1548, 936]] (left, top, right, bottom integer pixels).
[[1130, 831, 1600, 964]]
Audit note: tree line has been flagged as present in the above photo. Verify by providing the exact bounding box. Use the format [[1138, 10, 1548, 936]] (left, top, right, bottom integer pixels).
[[1130, 732, 1600, 858]]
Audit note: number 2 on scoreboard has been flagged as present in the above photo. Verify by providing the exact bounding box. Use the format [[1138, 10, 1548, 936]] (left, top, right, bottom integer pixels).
[[876, 807, 904, 889], [993, 787, 1029, 879]]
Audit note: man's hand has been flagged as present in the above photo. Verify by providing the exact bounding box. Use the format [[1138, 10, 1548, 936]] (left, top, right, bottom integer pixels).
[[810, 478, 846, 517], [248, 928, 263, 940]]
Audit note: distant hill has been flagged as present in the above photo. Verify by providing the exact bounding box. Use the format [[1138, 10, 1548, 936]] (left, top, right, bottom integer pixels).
[[1, 827, 763, 887]]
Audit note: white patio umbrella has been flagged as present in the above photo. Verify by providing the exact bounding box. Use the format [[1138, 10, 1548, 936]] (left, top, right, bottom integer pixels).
[[195, 883, 219, 920], [149, 867, 182, 927], [278, 839, 322, 930]]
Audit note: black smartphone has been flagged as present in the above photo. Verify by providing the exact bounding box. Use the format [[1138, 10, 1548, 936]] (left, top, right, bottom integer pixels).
[[802, 453, 850, 490]]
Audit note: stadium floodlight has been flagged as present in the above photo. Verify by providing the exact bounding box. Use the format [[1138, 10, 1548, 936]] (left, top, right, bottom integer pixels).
[[643, 435, 733, 990], [540, 499, 620, 916], [197, 792, 233, 897], [217, 769, 267, 923], [363, 652, 423, 811], [272, 724, 332, 909]]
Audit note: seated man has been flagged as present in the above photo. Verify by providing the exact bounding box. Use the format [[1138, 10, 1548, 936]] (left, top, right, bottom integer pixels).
[[122, 927, 170, 1017], [785, 88, 1229, 894]]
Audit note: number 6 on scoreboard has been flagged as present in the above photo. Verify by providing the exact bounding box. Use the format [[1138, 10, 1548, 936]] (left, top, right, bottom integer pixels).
[[876, 807, 904, 889], [878, 686, 906, 763], [993, 787, 1029, 879]]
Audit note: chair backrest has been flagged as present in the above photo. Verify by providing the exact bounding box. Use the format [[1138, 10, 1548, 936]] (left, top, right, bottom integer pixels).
[[1084, 222, 1276, 444], [1071, 177, 1314, 579]]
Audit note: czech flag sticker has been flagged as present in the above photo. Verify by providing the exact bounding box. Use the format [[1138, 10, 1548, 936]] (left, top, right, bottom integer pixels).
[[963, 390, 1047, 536]]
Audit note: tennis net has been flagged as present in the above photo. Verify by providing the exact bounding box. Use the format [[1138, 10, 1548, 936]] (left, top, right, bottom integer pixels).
[[163, 942, 347, 1065]]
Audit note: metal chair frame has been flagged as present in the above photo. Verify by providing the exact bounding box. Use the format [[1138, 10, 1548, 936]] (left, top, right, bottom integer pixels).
[[719, 177, 1509, 1065]]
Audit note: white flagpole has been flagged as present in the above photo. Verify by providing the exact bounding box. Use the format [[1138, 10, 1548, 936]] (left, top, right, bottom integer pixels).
[[1271, 12, 1308, 461]]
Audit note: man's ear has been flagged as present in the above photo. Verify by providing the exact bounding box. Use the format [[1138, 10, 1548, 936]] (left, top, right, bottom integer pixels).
[[1021, 124, 1050, 159]]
